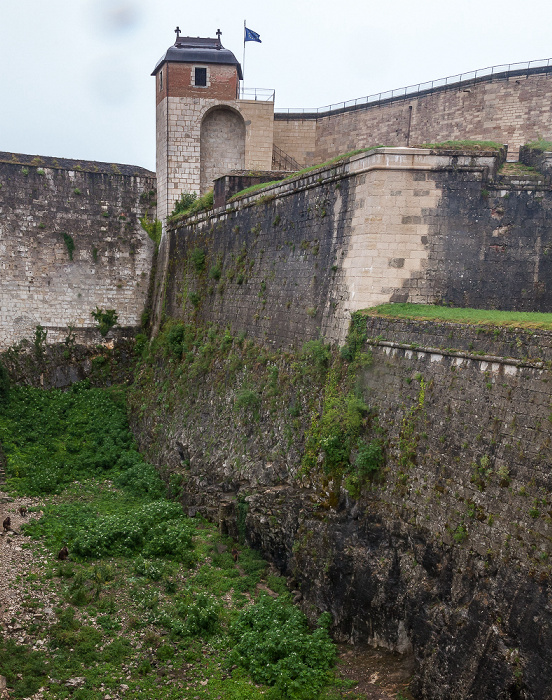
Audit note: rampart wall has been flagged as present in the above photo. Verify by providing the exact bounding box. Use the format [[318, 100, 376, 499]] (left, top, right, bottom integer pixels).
[[274, 67, 552, 165], [0, 153, 156, 350], [131, 311, 552, 699], [153, 147, 552, 347]]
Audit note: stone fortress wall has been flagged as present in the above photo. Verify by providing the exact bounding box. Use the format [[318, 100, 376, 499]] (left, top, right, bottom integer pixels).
[[273, 64, 552, 165], [0, 153, 156, 350], [152, 147, 552, 348]]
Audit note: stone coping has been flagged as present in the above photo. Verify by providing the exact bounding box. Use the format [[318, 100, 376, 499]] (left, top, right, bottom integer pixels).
[[0, 151, 155, 178]]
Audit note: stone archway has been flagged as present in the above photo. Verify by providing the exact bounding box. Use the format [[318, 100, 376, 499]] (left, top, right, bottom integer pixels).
[[200, 107, 246, 194]]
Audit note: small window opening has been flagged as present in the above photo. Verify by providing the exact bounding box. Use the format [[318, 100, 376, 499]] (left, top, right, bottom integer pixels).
[[159, 70, 163, 91], [195, 67, 207, 87]]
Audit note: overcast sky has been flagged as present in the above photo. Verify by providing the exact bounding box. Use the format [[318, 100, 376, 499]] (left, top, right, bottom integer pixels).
[[2, 0, 552, 171]]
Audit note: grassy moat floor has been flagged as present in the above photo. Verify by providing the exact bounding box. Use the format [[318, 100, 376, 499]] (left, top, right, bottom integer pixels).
[[0, 383, 412, 700]]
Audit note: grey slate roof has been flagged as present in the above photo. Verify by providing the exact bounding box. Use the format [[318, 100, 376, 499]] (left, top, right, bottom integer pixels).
[[152, 36, 243, 80]]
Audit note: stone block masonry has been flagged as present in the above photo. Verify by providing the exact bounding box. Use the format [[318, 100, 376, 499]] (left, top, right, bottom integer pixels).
[[274, 65, 552, 164], [153, 146, 552, 348], [0, 153, 156, 350], [133, 313, 552, 699]]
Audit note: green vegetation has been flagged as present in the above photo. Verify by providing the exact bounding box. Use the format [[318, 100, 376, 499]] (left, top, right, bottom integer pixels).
[[228, 147, 385, 202], [139, 214, 162, 248], [413, 139, 504, 151], [190, 247, 206, 273], [370, 303, 552, 330], [60, 232, 75, 260], [0, 360, 9, 405], [168, 190, 214, 224], [525, 138, 552, 152], [227, 180, 284, 201], [499, 162, 540, 177], [91, 307, 118, 337], [302, 313, 383, 494], [0, 383, 349, 699]]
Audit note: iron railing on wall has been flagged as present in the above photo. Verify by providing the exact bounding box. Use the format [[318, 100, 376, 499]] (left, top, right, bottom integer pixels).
[[239, 87, 275, 101], [272, 144, 302, 171], [275, 58, 552, 117]]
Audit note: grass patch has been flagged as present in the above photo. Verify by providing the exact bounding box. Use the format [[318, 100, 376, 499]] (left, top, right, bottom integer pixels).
[[369, 303, 552, 329], [412, 139, 504, 151], [499, 162, 541, 177], [167, 190, 214, 225], [525, 138, 552, 153], [228, 146, 385, 202]]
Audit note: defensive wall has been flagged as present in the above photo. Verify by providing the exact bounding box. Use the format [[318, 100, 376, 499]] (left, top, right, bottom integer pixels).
[[152, 146, 552, 346], [141, 146, 552, 693], [0, 152, 156, 350], [273, 63, 552, 166], [135, 307, 552, 699]]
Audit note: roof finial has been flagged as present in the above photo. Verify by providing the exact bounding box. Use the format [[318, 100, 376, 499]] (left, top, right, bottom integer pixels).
[[216, 28, 222, 49], [175, 26, 181, 42]]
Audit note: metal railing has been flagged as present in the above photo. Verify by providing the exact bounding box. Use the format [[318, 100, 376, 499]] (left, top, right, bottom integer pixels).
[[272, 144, 302, 171], [276, 58, 552, 116], [239, 87, 275, 101]]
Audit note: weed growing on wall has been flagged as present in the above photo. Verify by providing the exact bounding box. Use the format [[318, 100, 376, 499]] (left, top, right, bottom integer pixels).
[[91, 307, 118, 336], [139, 214, 162, 248], [131, 314, 384, 501], [60, 231, 75, 260], [33, 325, 47, 360], [168, 190, 214, 224], [190, 248, 206, 273], [301, 312, 383, 494]]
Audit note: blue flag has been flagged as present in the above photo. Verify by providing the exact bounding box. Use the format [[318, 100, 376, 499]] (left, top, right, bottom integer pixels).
[[244, 27, 261, 43]]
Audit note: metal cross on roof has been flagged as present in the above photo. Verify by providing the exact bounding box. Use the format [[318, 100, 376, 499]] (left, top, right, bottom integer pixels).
[[175, 26, 181, 40], [216, 28, 222, 47]]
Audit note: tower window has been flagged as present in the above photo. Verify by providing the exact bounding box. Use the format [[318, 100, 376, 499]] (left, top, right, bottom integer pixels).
[[159, 70, 163, 91], [194, 67, 207, 87]]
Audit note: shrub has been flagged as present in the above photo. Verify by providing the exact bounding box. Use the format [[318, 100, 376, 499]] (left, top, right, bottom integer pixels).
[[354, 439, 383, 476], [71, 500, 191, 560], [301, 340, 331, 372], [188, 291, 201, 308], [170, 190, 214, 220], [190, 248, 206, 273], [234, 389, 260, 416], [340, 311, 368, 361], [209, 263, 222, 280], [165, 322, 189, 358], [91, 307, 118, 337], [179, 593, 221, 637], [172, 192, 198, 216], [230, 596, 336, 699]]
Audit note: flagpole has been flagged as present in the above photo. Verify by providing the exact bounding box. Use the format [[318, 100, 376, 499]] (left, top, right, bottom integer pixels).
[[242, 19, 246, 93]]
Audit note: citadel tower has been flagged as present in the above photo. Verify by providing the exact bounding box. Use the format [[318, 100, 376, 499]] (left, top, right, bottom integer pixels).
[[152, 29, 275, 221]]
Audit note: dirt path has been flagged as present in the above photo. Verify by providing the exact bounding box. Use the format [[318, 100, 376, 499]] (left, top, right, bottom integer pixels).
[[0, 492, 55, 645]]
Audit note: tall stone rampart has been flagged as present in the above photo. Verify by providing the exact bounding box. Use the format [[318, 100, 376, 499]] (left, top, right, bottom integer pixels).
[[274, 66, 552, 164], [0, 153, 156, 350], [130, 310, 552, 699], [153, 146, 552, 347]]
